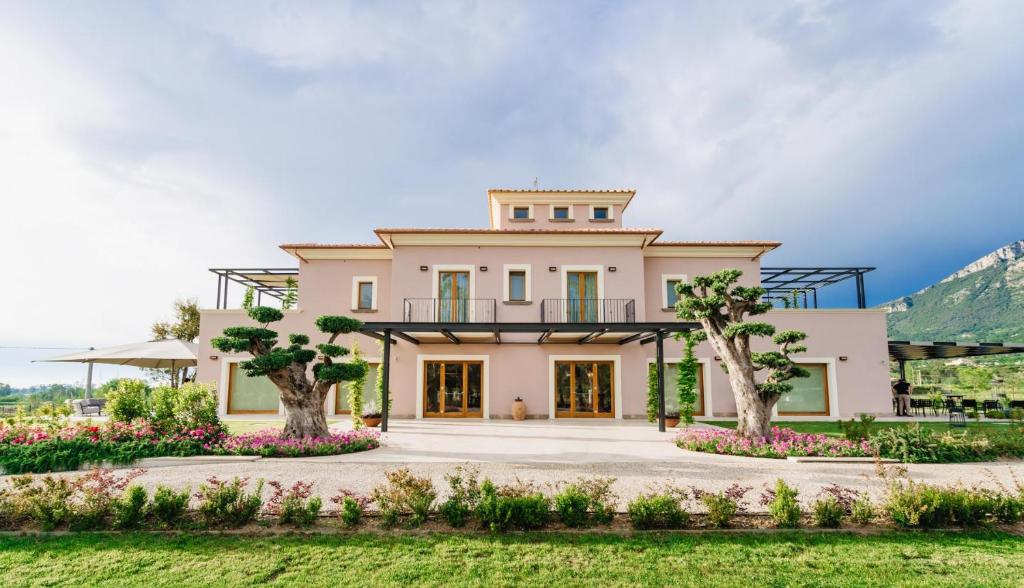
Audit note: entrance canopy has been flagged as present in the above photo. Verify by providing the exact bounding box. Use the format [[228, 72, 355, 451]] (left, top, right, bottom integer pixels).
[[359, 321, 700, 346], [889, 340, 1024, 362]]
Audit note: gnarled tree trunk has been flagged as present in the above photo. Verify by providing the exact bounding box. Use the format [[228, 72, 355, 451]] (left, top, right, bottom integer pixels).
[[267, 368, 332, 439], [702, 320, 776, 439]]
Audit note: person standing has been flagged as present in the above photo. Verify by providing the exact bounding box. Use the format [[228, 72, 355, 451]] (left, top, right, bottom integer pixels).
[[893, 379, 912, 416]]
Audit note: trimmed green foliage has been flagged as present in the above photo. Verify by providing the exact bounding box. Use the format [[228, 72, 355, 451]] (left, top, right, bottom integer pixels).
[[106, 379, 149, 422], [475, 480, 550, 532], [148, 485, 190, 528], [111, 485, 148, 530], [315, 315, 362, 334], [248, 306, 284, 324], [316, 343, 349, 358], [811, 496, 844, 528], [552, 478, 616, 528], [439, 466, 482, 528], [371, 468, 436, 529], [766, 479, 801, 529], [195, 477, 263, 528], [626, 494, 689, 529]]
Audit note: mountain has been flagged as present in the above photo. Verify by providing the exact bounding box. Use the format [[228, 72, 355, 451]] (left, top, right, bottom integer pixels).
[[883, 240, 1024, 343]]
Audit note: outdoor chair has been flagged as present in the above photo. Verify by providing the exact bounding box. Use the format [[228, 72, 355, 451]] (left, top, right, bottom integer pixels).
[[72, 398, 106, 416], [949, 406, 967, 428], [1010, 400, 1024, 410], [962, 398, 978, 414], [910, 398, 930, 417]]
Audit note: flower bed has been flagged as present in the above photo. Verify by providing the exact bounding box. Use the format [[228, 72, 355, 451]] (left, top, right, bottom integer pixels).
[[675, 426, 873, 459], [214, 428, 380, 458], [0, 421, 379, 474]]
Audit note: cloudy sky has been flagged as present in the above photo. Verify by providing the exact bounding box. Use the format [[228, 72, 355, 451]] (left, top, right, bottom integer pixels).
[[1, 0, 1022, 386]]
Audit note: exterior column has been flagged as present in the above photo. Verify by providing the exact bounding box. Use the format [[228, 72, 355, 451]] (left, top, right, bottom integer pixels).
[[381, 329, 391, 433], [898, 359, 906, 381], [656, 331, 666, 432], [856, 272, 866, 309]]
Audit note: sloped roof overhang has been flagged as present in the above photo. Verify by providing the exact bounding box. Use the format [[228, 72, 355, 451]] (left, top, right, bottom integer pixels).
[[889, 340, 1024, 362]]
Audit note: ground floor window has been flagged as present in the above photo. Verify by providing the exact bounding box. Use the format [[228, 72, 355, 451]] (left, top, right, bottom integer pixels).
[[777, 363, 830, 416], [423, 361, 483, 417], [659, 362, 705, 416], [227, 363, 280, 414], [335, 362, 379, 414], [555, 361, 614, 417]]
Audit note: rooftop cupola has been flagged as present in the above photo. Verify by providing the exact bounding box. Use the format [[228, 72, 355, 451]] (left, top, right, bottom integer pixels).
[[486, 189, 635, 230]]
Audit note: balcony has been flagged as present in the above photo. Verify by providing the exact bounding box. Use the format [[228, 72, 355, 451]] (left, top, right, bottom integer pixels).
[[403, 298, 497, 323], [540, 299, 636, 323]]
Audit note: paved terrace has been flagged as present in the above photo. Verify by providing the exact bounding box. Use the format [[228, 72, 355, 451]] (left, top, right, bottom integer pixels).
[[19, 420, 1023, 510]]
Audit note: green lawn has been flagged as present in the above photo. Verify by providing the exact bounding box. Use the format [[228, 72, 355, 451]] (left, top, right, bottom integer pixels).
[[1, 532, 1022, 587], [702, 420, 1011, 436], [223, 419, 345, 434]]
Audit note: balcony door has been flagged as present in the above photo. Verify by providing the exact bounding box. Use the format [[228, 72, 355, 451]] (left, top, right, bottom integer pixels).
[[555, 361, 614, 417], [424, 361, 483, 417], [438, 271, 470, 322], [566, 271, 598, 322]]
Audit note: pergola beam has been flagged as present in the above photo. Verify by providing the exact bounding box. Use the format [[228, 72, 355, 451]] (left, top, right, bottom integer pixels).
[[577, 329, 608, 345], [439, 329, 461, 345]]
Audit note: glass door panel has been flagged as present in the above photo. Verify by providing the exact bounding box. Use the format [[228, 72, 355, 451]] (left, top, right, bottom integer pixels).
[[425, 362, 442, 414], [596, 363, 613, 413], [438, 271, 469, 322], [466, 363, 482, 414], [556, 363, 572, 411], [443, 363, 464, 414], [567, 272, 598, 322], [574, 363, 595, 413]]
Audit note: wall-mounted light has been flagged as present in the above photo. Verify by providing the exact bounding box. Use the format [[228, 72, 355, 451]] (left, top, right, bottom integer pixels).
[[839, 356, 849, 362], [609, 266, 617, 272], [713, 356, 721, 361], [548, 266, 557, 272], [209, 355, 219, 360], [419, 266, 428, 271], [480, 266, 488, 272]]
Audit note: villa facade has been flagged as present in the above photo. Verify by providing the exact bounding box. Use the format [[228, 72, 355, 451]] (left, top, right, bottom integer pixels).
[[196, 189, 891, 421]]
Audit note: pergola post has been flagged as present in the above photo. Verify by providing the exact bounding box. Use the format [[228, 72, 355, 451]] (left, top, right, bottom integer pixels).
[[381, 328, 392, 433], [656, 331, 666, 432], [898, 358, 906, 381], [855, 272, 866, 309]]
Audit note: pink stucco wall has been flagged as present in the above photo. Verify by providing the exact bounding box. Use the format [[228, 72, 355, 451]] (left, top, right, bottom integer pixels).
[[495, 203, 624, 230]]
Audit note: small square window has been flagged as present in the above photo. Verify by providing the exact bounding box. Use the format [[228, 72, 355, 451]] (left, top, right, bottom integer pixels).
[[512, 206, 530, 219], [665, 280, 681, 307], [509, 271, 526, 302], [357, 282, 374, 310], [592, 206, 609, 220], [552, 206, 569, 220]]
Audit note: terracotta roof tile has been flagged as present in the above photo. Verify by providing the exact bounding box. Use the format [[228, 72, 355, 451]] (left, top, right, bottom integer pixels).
[[279, 243, 387, 249]]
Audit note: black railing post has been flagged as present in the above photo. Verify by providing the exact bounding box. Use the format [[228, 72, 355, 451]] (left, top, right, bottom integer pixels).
[[656, 331, 666, 432], [381, 329, 391, 433]]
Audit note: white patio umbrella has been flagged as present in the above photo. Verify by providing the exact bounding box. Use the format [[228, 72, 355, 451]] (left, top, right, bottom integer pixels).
[[39, 339, 198, 397]]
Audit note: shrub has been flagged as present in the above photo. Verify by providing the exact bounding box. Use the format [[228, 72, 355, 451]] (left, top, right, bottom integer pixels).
[[195, 477, 264, 528], [215, 428, 380, 458], [840, 415, 876, 441], [626, 493, 688, 529], [438, 466, 482, 528], [692, 484, 748, 528], [676, 427, 872, 459], [266, 481, 321, 528], [882, 481, 999, 529], [331, 490, 368, 528], [68, 468, 145, 531], [111, 485, 148, 529], [26, 476, 75, 531], [148, 485, 191, 528], [763, 479, 801, 528], [849, 495, 875, 524], [869, 424, 1024, 463], [151, 382, 221, 433], [371, 468, 436, 528], [553, 477, 617, 528], [810, 495, 844, 528], [475, 479, 550, 532], [106, 379, 150, 423]]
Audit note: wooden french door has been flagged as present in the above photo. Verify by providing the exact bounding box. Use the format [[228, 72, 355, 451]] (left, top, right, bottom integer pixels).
[[424, 361, 483, 417], [438, 271, 470, 322], [555, 361, 614, 417], [566, 271, 598, 322]]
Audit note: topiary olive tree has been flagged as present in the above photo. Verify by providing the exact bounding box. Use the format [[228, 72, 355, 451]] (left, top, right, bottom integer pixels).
[[675, 269, 808, 439], [211, 306, 366, 439]]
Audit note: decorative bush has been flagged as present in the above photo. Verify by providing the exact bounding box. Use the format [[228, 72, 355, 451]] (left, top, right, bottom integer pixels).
[[692, 484, 748, 528], [148, 485, 191, 528], [331, 490, 368, 528], [762, 479, 801, 528], [552, 478, 616, 528], [111, 485, 148, 529], [150, 383, 221, 434], [105, 379, 150, 423], [266, 481, 322, 528], [475, 479, 550, 532], [215, 428, 380, 458], [883, 481, 1000, 529], [195, 477, 264, 528], [371, 468, 436, 528], [849, 495, 875, 524], [869, 425, 1024, 463], [810, 495, 844, 528], [438, 466, 482, 528], [626, 493, 689, 530], [839, 415, 876, 441], [676, 427, 872, 459]]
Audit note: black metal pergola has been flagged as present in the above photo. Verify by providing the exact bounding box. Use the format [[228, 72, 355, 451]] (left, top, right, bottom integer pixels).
[[760, 267, 875, 309], [889, 340, 1024, 379], [359, 321, 701, 433], [209, 268, 298, 309]]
